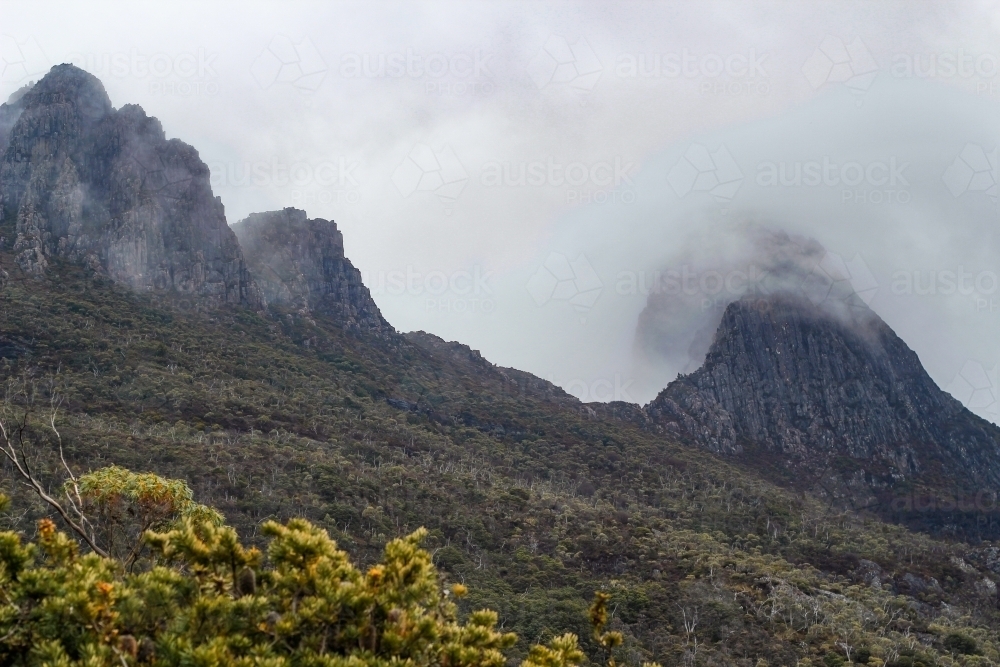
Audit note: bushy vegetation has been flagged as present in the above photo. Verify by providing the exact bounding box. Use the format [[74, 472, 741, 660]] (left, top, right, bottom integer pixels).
[[2, 256, 1000, 665], [0, 484, 598, 667]]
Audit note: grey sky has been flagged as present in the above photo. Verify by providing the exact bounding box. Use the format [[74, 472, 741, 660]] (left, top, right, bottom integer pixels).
[[4, 1, 1000, 422]]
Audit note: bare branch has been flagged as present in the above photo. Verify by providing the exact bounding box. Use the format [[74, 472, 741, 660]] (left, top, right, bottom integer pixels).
[[0, 384, 109, 558]]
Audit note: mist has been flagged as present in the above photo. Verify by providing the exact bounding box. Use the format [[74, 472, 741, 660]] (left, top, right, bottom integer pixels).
[[476, 31, 1000, 425], [506, 74, 1000, 422], [4, 1, 1000, 422]]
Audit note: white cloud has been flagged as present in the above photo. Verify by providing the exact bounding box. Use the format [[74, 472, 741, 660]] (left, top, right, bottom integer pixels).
[[4, 1, 1000, 419]]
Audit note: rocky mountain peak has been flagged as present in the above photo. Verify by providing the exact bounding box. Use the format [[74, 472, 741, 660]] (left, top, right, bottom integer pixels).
[[231, 208, 391, 334], [646, 292, 1000, 493], [16, 62, 111, 121], [0, 64, 261, 308]]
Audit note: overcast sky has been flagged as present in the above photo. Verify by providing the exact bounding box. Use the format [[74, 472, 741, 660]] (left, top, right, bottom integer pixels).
[[4, 1, 1000, 422]]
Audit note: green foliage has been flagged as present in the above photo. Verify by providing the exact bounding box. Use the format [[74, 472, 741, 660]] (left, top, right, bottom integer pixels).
[[943, 632, 979, 655], [76, 465, 223, 527], [589, 592, 623, 667], [0, 490, 587, 667], [75, 465, 223, 564], [521, 633, 585, 667]]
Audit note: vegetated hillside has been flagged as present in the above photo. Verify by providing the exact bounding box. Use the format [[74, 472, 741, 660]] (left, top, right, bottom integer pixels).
[[2, 254, 1000, 667]]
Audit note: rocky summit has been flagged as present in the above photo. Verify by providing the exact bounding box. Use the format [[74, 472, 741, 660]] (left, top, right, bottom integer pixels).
[[0, 64, 261, 307], [232, 208, 391, 334], [645, 293, 1000, 494]]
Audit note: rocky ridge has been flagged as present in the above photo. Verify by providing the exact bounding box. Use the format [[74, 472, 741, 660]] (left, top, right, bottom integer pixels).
[[0, 64, 261, 307], [231, 208, 391, 334], [644, 293, 1000, 493]]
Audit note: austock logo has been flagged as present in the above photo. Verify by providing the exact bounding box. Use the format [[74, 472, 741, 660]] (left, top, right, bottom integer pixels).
[[801, 35, 878, 103], [336, 48, 495, 97], [251, 36, 327, 92], [756, 156, 911, 205], [614, 48, 768, 80], [667, 143, 743, 204], [365, 265, 495, 314], [66, 48, 219, 87], [207, 157, 362, 206], [549, 373, 635, 403], [890, 267, 998, 314], [946, 360, 999, 420], [943, 143, 998, 209], [804, 251, 878, 307], [887, 489, 1000, 514], [338, 49, 492, 79], [527, 35, 602, 91], [526, 252, 603, 318], [614, 251, 877, 313], [391, 143, 469, 208], [480, 156, 637, 205], [890, 50, 1000, 95], [614, 48, 770, 97], [480, 157, 635, 189], [74, 48, 219, 96]]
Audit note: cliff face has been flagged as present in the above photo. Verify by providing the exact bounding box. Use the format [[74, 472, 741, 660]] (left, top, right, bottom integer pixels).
[[647, 294, 1000, 491], [0, 64, 261, 307], [232, 208, 391, 333]]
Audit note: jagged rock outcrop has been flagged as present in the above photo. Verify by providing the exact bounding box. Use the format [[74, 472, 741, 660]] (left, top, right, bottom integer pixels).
[[232, 208, 390, 333], [0, 64, 261, 307], [646, 293, 1000, 491]]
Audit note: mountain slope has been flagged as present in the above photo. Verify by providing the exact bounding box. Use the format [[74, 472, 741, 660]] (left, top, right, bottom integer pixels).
[[6, 249, 1000, 666]]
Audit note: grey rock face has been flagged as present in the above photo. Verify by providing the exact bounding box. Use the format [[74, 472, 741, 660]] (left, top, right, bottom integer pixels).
[[232, 208, 391, 334], [646, 294, 1000, 489], [0, 64, 261, 307]]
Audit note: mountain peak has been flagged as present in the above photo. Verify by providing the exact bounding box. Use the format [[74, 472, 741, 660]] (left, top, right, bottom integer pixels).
[[232, 208, 391, 334], [18, 63, 112, 118], [646, 292, 1000, 494], [0, 65, 261, 308]]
